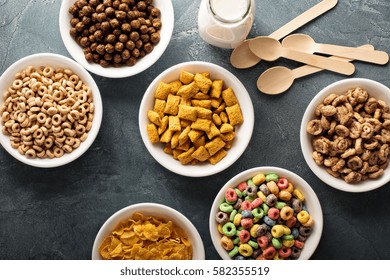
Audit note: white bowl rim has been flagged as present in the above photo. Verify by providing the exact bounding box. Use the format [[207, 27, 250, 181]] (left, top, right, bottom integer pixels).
[[209, 166, 323, 260], [138, 61, 255, 177], [0, 52, 103, 168], [59, 0, 174, 78], [91, 202, 206, 260], [300, 78, 390, 192]]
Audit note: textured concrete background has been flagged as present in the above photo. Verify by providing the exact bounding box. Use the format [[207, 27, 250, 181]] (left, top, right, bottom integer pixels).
[[0, 0, 389, 259]]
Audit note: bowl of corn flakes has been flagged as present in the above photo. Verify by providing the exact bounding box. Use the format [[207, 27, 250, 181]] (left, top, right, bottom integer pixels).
[[138, 61, 254, 177], [91, 202, 205, 260]]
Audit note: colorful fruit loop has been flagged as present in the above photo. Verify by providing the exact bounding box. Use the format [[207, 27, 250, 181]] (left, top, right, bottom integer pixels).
[[216, 173, 314, 260], [98, 212, 192, 260]]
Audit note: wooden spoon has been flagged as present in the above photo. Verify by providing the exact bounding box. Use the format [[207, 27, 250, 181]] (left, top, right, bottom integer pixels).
[[257, 44, 374, 95], [230, 0, 339, 69], [282, 34, 389, 64], [248, 37, 355, 75]]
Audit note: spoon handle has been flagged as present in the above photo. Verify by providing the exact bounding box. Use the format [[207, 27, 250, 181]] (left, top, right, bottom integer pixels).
[[283, 48, 355, 75], [270, 0, 338, 40], [316, 44, 389, 65], [292, 45, 374, 79]]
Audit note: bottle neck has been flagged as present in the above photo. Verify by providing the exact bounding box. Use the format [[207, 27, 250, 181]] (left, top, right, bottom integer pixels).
[[208, 0, 251, 24]]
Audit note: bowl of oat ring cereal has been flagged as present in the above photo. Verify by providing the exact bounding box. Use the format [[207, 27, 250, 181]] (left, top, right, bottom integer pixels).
[[59, 0, 174, 78], [138, 61, 254, 177], [301, 78, 390, 192], [0, 53, 103, 168]]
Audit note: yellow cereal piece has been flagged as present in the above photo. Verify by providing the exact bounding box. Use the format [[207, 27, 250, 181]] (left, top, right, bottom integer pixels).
[[177, 81, 199, 99], [179, 70, 195, 84], [257, 191, 266, 202], [168, 116, 181, 132], [293, 189, 305, 202], [226, 104, 244, 126], [191, 146, 210, 161], [224, 140, 233, 149], [220, 123, 234, 133], [267, 181, 279, 195], [180, 119, 192, 128], [193, 135, 206, 149], [153, 99, 166, 118], [159, 129, 173, 143], [177, 147, 196, 164], [252, 173, 266, 185], [220, 131, 235, 142], [158, 115, 169, 135], [201, 72, 210, 78], [211, 98, 223, 109], [178, 126, 191, 145], [180, 97, 192, 106], [282, 239, 295, 248], [146, 123, 159, 143], [215, 103, 226, 114], [205, 136, 226, 156], [196, 107, 212, 119], [164, 94, 181, 115], [193, 92, 210, 100], [178, 105, 197, 121], [147, 110, 161, 126], [206, 123, 220, 140], [222, 87, 238, 106], [191, 118, 212, 132], [154, 81, 172, 100], [163, 143, 173, 154], [191, 99, 212, 109], [210, 79, 223, 98], [188, 129, 204, 143], [208, 148, 227, 165], [212, 113, 222, 126], [194, 72, 212, 93], [177, 139, 191, 151], [170, 131, 180, 149], [172, 149, 183, 159], [169, 80, 182, 94]]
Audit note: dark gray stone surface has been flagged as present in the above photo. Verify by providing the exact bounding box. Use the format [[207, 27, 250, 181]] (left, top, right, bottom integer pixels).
[[0, 0, 389, 260]]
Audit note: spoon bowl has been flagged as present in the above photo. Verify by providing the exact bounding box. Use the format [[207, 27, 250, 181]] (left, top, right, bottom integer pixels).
[[282, 34, 317, 53], [257, 66, 295, 94], [250, 37, 282, 61]]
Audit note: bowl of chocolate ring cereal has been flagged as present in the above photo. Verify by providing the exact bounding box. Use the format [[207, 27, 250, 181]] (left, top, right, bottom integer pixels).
[[59, 0, 174, 78], [0, 53, 103, 168], [301, 78, 390, 192], [139, 61, 254, 177]]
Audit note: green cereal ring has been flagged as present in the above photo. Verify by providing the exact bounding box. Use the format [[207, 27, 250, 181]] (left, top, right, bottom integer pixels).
[[233, 237, 240, 244], [275, 201, 286, 209], [222, 222, 237, 237], [247, 179, 256, 186], [262, 203, 269, 215], [228, 246, 239, 257], [252, 207, 264, 219], [282, 234, 294, 240], [229, 209, 237, 221], [266, 173, 279, 182], [234, 188, 243, 198], [272, 238, 283, 249], [248, 240, 259, 249], [219, 202, 234, 213]]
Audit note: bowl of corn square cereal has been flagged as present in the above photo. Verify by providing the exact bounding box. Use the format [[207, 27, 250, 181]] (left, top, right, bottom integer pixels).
[[0, 53, 102, 168], [139, 61, 254, 177], [301, 78, 390, 192]]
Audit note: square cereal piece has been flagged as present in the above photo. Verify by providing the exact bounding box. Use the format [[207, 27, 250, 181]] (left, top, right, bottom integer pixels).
[[147, 110, 161, 126], [210, 79, 223, 99], [178, 105, 197, 122], [169, 80, 182, 94], [177, 147, 196, 164], [146, 123, 159, 143], [172, 149, 184, 159], [220, 131, 235, 142], [222, 87, 238, 106], [170, 131, 181, 149], [153, 99, 166, 118], [191, 146, 210, 162], [188, 129, 204, 143], [220, 123, 234, 133], [214, 102, 226, 114], [194, 73, 212, 93], [180, 97, 192, 106], [163, 143, 173, 154], [180, 119, 192, 128], [226, 104, 244, 126], [154, 81, 172, 100], [210, 97, 222, 109], [201, 72, 210, 79], [193, 135, 206, 149], [169, 116, 181, 132], [177, 139, 191, 151], [159, 129, 173, 143], [205, 136, 226, 156], [180, 70, 195, 84], [178, 125, 191, 145], [177, 81, 199, 100], [158, 115, 169, 135], [164, 94, 181, 115], [196, 107, 212, 119], [193, 92, 210, 100], [191, 99, 212, 109], [191, 118, 212, 132], [208, 148, 227, 165], [206, 122, 220, 140]]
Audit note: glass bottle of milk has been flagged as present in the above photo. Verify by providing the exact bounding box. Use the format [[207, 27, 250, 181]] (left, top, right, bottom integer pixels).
[[198, 0, 256, 49]]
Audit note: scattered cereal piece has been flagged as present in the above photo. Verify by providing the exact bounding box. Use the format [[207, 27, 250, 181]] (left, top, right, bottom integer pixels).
[[147, 124, 159, 143], [226, 104, 244, 126], [205, 136, 226, 156], [180, 70, 195, 84], [194, 73, 212, 94], [164, 94, 181, 115], [154, 81, 171, 100]]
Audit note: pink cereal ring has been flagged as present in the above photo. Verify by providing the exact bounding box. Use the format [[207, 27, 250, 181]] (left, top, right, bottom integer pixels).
[[294, 240, 305, 249], [239, 229, 250, 243], [240, 200, 252, 211], [241, 218, 253, 229], [263, 246, 276, 260], [225, 188, 238, 203], [257, 236, 268, 249], [277, 178, 289, 190], [237, 182, 247, 192], [285, 216, 297, 228], [267, 207, 280, 220], [278, 246, 292, 258], [250, 197, 263, 208]]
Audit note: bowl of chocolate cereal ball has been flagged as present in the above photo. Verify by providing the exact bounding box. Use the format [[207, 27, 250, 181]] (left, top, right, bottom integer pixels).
[[91, 202, 205, 260], [0, 53, 103, 168], [138, 61, 254, 177], [59, 0, 174, 78], [301, 78, 390, 192], [209, 166, 323, 260]]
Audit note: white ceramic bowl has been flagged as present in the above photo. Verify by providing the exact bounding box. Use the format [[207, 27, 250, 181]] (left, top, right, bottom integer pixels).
[[92, 202, 205, 260], [139, 61, 254, 177], [300, 78, 390, 192], [0, 53, 103, 168], [59, 0, 174, 78], [209, 166, 323, 260]]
